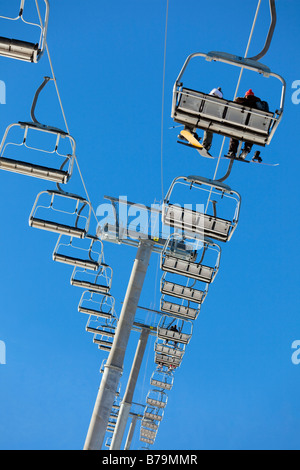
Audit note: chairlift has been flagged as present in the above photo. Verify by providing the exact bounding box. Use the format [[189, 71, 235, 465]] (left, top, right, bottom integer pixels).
[[160, 295, 201, 321], [146, 389, 168, 409], [85, 316, 117, 338], [105, 436, 112, 448], [93, 337, 113, 352], [111, 395, 121, 414], [144, 405, 164, 422], [155, 352, 182, 370], [150, 368, 174, 391], [0, 76, 77, 182], [161, 271, 208, 305], [99, 359, 107, 374], [141, 418, 159, 431], [107, 420, 116, 432], [29, 189, 92, 239], [110, 410, 119, 420], [0, 121, 75, 183], [161, 233, 221, 283], [0, 0, 50, 62], [172, 51, 286, 147], [86, 315, 116, 352], [157, 316, 193, 345], [162, 176, 241, 242], [53, 235, 103, 270], [70, 263, 113, 294], [154, 339, 185, 360], [78, 291, 116, 320], [140, 427, 157, 441], [140, 435, 155, 446]]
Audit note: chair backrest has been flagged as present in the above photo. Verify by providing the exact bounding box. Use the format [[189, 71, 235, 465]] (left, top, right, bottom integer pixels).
[[175, 88, 275, 145]]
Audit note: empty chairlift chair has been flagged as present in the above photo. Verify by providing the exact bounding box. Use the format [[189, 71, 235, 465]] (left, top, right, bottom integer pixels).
[[144, 404, 164, 423], [172, 51, 286, 147], [71, 263, 113, 294], [140, 435, 155, 446], [161, 271, 208, 306], [160, 296, 200, 321], [85, 316, 117, 352], [146, 389, 168, 409], [93, 335, 114, 353], [78, 291, 116, 320], [141, 417, 159, 432], [0, 76, 77, 182], [53, 235, 103, 270], [0, 121, 76, 183], [140, 427, 157, 440], [29, 190, 92, 238], [162, 176, 241, 242], [0, 0, 50, 62], [150, 368, 174, 391], [161, 233, 221, 284], [140, 427, 157, 445]]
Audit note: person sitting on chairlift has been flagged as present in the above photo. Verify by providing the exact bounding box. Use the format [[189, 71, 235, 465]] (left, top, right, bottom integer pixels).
[[226, 89, 268, 161], [181, 86, 224, 149], [165, 324, 179, 348], [202, 87, 224, 151]]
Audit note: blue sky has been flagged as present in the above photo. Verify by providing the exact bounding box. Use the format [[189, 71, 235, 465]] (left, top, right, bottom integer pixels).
[[0, 0, 299, 450]]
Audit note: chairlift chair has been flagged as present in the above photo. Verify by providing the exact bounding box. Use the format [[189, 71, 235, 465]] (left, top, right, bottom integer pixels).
[[105, 436, 112, 448], [110, 411, 119, 420], [172, 51, 286, 147], [78, 291, 116, 320], [146, 389, 168, 409], [0, 122, 76, 183], [157, 316, 193, 345], [140, 436, 155, 446], [70, 263, 113, 294], [0, 0, 50, 62], [162, 176, 241, 242], [93, 337, 113, 352], [161, 233, 221, 283], [150, 368, 174, 391], [85, 317, 116, 338], [144, 405, 164, 422], [154, 339, 185, 360], [53, 235, 103, 270], [141, 418, 159, 431], [86, 315, 116, 352], [140, 427, 157, 441], [29, 189, 92, 238], [160, 295, 201, 321], [161, 271, 208, 305], [107, 420, 116, 432]]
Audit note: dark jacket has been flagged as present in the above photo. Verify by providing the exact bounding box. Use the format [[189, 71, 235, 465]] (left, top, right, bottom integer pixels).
[[235, 95, 262, 109]]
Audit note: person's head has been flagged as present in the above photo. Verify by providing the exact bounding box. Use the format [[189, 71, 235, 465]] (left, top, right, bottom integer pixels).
[[245, 89, 255, 97]]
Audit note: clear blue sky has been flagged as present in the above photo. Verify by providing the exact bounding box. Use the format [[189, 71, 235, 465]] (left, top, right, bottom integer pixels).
[[0, 0, 299, 450]]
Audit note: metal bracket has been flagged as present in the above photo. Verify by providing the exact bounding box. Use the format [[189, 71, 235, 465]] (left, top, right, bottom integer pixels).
[[249, 0, 277, 61]]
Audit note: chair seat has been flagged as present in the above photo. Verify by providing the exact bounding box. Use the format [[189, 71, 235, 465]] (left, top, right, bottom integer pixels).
[[0, 37, 39, 62], [0, 157, 69, 183], [29, 217, 86, 238]]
